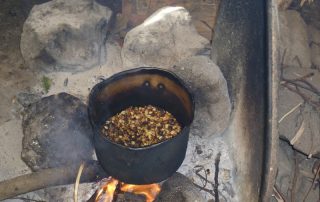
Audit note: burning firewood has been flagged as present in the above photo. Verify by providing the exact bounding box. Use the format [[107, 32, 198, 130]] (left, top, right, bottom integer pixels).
[[88, 177, 161, 202]]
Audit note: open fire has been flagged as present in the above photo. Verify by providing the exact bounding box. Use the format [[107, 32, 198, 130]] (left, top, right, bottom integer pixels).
[[95, 177, 161, 202]]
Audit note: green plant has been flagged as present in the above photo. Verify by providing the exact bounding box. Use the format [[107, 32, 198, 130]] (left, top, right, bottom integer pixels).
[[42, 76, 52, 93]]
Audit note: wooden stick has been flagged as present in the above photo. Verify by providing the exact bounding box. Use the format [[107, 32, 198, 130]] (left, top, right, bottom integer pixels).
[[74, 162, 85, 202], [0, 161, 108, 201], [278, 102, 303, 123]]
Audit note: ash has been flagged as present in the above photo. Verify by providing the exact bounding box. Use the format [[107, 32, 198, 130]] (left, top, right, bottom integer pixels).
[[179, 133, 237, 202]]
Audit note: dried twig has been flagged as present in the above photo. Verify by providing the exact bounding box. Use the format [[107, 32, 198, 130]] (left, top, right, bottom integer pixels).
[[283, 83, 320, 109], [192, 183, 215, 197], [214, 152, 221, 202], [283, 72, 314, 82], [283, 79, 320, 96], [74, 162, 85, 202], [290, 120, 306, 145], [281, 49, 287, 66], [194, 165, 213, 188], [298, 80, 320, 96], [281, 70, 319, 96], [291, 151, 299, 202], [280, 48, 320, 110], [278, 103, 303, 123], [303, 163, 320, 202], [193, 165, 215, 197], [273, 185, 286, 202], [200, 20, 214, 32]]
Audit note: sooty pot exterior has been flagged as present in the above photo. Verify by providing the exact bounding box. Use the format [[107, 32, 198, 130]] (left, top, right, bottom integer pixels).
[[88, 67, 194, 184]]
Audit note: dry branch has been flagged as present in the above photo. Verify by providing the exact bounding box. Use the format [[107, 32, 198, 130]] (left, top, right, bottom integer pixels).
[[0, 161, 107, 201]]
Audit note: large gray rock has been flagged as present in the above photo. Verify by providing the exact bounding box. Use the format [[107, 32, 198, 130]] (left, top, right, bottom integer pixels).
[[21, 0, 112, 72], [171, 56, 231, 137], [279, 10, 311, 69], [156, 173, 205, 202], [21, 93, 94, 171], [121, 6, 209, 69]]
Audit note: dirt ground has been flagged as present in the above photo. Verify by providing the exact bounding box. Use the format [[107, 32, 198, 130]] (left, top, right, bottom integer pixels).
[[0, 0, 39, 182], [0, 0, 37, 124]]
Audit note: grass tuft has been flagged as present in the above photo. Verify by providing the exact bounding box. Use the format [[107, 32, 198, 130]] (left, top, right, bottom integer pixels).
[[42, 76, 52, 93]]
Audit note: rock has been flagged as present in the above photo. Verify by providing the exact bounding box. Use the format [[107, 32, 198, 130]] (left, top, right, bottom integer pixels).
[[292, 104, 320, 157], [279, 10, 311, 69], [308, 26, 320, 69], [103, 39, 123, 69], [156, 173, 205, 202], [294, 0, 320, 30], [278, 66, 320, 157], [275, 140, 320, 202], [116, 193, 145, 202], [16, 92, 42, 107], [121, 0, 220, 40], [277, 0, 293, 10], [21, 93, 94, 171], [170, 56, 231, 137], [308, 25, 320, 44], [278, 85, 303, 139], [121, 6, 209, 69], [279, 63, 320, 157], [20, 0, 113, 72], [311, 43, 320, 70]]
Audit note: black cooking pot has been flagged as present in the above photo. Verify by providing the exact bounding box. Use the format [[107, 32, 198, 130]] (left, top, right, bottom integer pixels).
[[88, 67, 194, 184]]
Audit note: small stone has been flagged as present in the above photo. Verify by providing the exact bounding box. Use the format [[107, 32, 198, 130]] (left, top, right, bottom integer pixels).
[[195, 145, 203, 154]]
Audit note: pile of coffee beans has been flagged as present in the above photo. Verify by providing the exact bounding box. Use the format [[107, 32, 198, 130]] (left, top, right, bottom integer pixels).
[[101, 105, 181, 147]]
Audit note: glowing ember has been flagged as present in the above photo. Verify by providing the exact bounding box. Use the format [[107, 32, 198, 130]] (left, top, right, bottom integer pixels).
[[95, 177, 161, 202]]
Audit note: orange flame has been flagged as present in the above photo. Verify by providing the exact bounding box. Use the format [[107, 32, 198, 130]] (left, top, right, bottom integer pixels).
[[120, 183, 161, 202], [95, 177, 161, 202], [95, 177, 119, 202]]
